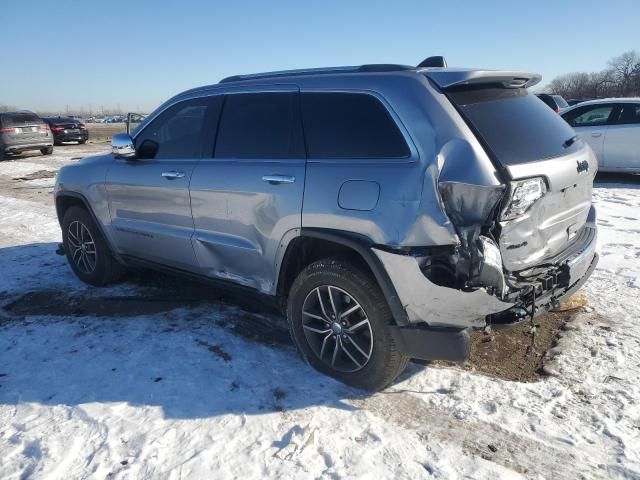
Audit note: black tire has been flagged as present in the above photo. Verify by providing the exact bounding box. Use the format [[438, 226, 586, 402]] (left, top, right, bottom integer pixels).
[[41, 146, 53, 155], [62, 206, 126, 286], [287, 259, 409, 391], [79, 140, 86, 145]]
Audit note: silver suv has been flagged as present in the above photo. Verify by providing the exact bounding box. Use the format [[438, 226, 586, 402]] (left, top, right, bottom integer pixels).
[[54, 60, 598, 390], [0, 111, 54, 159]]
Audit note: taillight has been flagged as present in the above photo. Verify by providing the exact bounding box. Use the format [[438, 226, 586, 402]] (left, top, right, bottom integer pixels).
[[0, 127, 18, 133], [39, 124, 50, 131], [79, 124, 86, 130], [50, 125, 64, 132]]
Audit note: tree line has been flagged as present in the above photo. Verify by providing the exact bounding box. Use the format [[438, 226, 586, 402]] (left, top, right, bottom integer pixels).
[[547, 51, 640, 100]]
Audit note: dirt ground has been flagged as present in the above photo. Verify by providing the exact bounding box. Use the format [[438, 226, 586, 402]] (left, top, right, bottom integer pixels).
[[86, 123, 127, 143]]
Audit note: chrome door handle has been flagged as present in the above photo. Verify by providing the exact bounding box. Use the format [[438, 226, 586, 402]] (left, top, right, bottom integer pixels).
[[162, 171, 185, 179], [262, 174, 295, 185], [591, 132, 602, 137]]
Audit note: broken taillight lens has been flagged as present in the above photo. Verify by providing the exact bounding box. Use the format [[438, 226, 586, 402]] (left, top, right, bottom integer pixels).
[[501, 177, 547, 221]]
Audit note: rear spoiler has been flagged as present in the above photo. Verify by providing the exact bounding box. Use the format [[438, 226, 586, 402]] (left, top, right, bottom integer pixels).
[[422, 68, 542, 89]]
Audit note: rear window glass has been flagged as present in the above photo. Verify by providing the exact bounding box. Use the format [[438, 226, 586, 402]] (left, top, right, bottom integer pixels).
[[46, 117, 77, 124], [0, 112, 42, 127], [301, 92, 410, 159], [448, 87, 581, 165]]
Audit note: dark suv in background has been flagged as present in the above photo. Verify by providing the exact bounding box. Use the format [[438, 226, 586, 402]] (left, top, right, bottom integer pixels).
[[43, 117, 89, 145], [0, 111, 53, 160], [535, 93, 570, 112]]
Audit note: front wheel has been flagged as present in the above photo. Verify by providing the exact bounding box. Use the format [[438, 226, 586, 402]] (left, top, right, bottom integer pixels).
[[287, 259, 409, 391], [62, 206, 126, 286]]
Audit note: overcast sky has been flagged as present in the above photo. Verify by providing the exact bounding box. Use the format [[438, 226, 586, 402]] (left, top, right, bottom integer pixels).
[[3, 0, 639, 113]]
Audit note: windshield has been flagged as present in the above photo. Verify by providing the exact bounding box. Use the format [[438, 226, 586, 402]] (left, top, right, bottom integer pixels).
[[448, 86, 582, 165]]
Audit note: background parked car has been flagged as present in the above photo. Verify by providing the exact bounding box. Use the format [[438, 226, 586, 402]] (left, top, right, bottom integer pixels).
[[0, 110, 53, 160], [567, 98, 597, 106], [561, 98, 640, 172], [535, 93, 570, 112], [43, 117, 89, 145]]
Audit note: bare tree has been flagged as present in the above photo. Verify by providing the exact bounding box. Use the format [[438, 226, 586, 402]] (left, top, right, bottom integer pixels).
[[547, 51, 640, 99]]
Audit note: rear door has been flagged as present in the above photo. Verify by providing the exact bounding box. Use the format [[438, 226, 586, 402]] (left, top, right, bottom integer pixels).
[[562, 103, 618, 167], [105, 96, 222, 271], [603, 103, 640, 170], [189, 87, 306, 292]]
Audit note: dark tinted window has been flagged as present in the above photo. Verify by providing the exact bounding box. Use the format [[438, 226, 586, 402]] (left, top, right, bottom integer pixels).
[[135, 97, 220, 160], [215, 92, 303, 159], [616, 103, 640, 124], [0, 112, 42, 127], [562, 104, 616, 127], [449, 87, 582, 165], [301, 92, 410, 159], [535, 94, 555, 109]]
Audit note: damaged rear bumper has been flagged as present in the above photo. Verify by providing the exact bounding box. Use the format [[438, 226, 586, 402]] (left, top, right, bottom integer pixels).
[[372, 211, 598, 360]]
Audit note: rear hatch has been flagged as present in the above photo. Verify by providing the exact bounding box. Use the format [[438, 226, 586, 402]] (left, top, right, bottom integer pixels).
[[0, 112, 49, 144], [426, 69, 597, 272]]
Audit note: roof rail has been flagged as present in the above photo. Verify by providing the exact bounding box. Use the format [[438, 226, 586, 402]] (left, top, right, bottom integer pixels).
[[219, 64, 414, 84]]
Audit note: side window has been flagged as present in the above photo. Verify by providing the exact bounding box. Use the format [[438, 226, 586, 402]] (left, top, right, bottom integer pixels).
[[616, 104, 640, 125], [214, 92, 303, 159], [135, 97, 217, 160], [563, 104, 615, 127], [301, 92, 410, 159]]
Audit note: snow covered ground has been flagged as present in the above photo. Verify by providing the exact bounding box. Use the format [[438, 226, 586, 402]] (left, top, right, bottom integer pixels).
[[0, 146, 639, 479]]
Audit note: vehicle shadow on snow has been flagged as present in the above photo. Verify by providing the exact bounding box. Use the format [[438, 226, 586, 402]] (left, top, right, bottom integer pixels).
[[0, 242, 413, 418]]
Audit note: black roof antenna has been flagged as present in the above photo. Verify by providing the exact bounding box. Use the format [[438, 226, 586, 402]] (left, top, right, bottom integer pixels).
[[417, 56, 447, 68]]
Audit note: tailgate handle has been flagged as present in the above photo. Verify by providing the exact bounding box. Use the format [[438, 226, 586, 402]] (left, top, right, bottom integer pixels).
[[591, 132, 602, 138]]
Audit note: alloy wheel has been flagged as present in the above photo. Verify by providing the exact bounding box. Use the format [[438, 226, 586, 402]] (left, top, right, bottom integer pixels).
[[67, 220, 97, 274], [301, 285, 373, 373]]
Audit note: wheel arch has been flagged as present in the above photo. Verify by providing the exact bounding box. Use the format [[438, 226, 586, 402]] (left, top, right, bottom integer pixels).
[[276, 228, 409, 326], [55, 191, 121, 262]]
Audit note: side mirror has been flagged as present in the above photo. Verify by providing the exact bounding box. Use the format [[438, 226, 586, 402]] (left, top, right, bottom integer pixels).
[[112, 133, 136, 159]]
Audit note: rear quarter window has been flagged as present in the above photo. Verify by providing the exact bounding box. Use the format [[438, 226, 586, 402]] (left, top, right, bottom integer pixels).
[[448, 87, 581, 165], [301, 92, 410, 159], [0, 113, 43, 127]]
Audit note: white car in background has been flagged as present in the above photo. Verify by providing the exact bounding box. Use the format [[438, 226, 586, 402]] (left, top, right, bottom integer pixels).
[[561, 98, 640, 172]]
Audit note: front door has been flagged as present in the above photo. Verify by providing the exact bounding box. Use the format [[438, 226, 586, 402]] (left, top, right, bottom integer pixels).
[[190, 88, 306, 293], [564, 103, 617, 168], [105, 96, 222, 271]]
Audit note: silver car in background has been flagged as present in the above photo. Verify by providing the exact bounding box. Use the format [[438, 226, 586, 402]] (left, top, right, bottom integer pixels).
[[0, 110, 53, 160], [54, 59, 598, 390], [561, 98, 640, 172]]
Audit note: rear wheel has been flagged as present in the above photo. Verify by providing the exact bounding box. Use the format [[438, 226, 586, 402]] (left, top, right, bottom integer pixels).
[[41, 146, 53, 155], [287, 259, 409, 391], [62, 206, 126, 286]]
